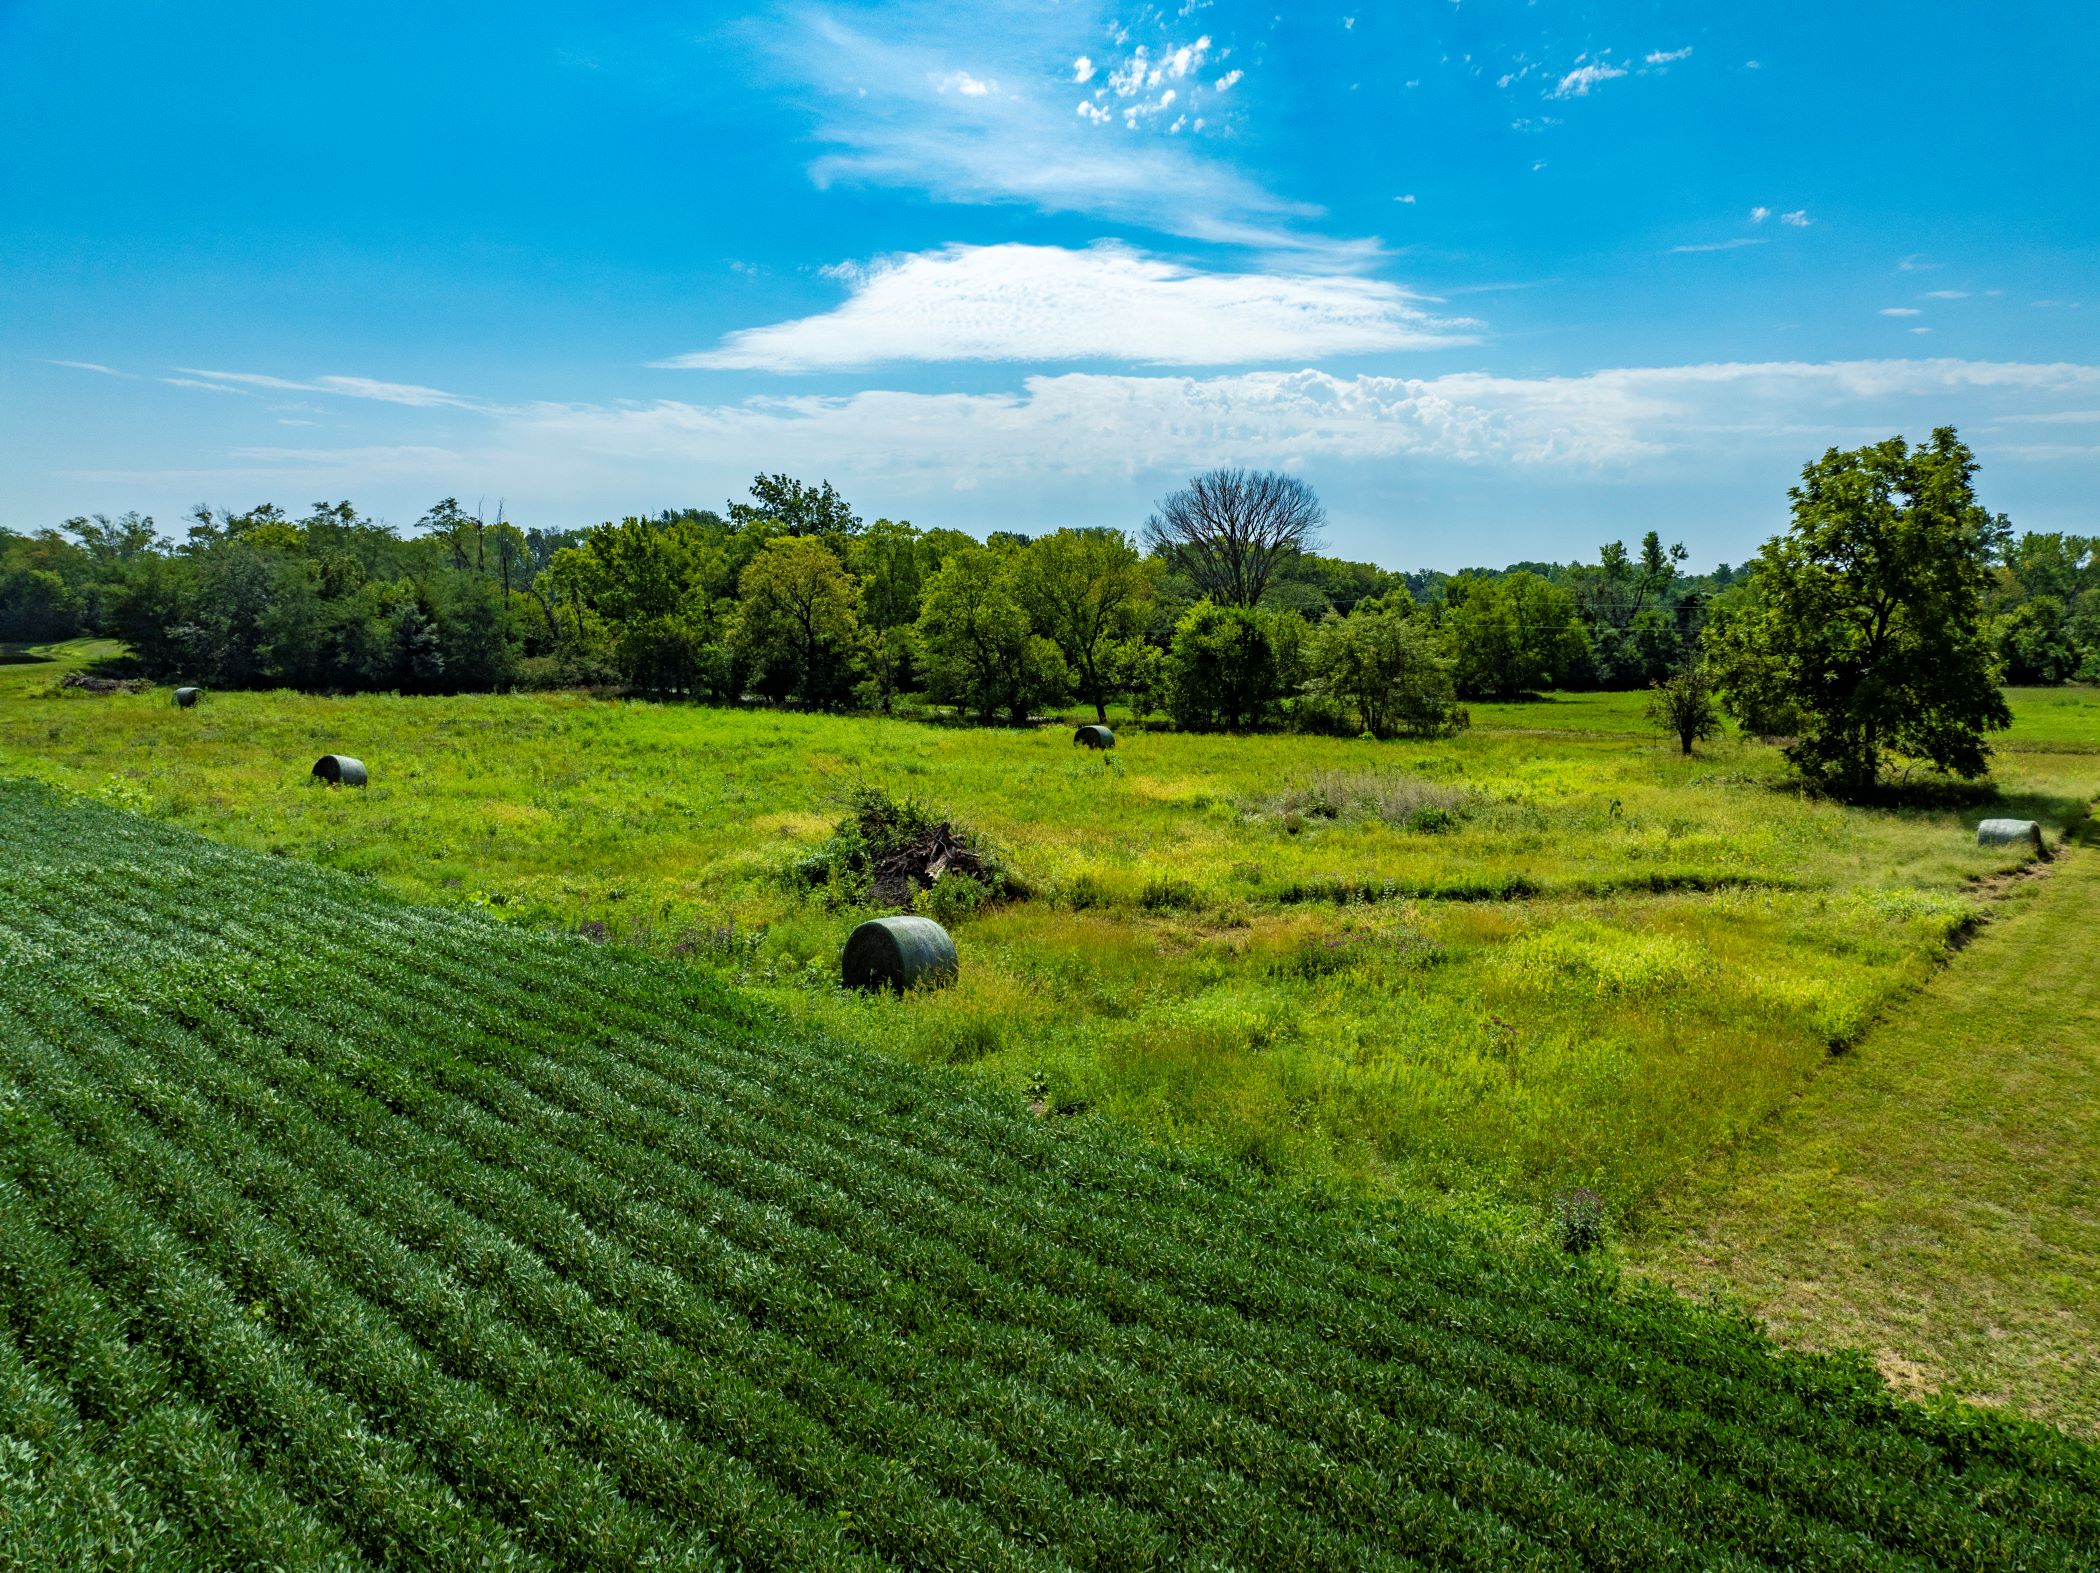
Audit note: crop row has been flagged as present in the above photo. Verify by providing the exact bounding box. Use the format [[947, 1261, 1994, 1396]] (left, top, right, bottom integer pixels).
[[0, 779, 2094, 1569]]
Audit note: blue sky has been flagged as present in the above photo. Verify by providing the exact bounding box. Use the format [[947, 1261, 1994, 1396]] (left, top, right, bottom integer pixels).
[[4, 1, 2096, 570]]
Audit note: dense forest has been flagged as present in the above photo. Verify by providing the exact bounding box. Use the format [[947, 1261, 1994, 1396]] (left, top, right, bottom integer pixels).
[[4, 468, 2094, 738]]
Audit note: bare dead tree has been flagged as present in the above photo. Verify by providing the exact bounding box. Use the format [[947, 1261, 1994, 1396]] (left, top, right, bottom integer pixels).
[[1142, 468, 1325, 609]]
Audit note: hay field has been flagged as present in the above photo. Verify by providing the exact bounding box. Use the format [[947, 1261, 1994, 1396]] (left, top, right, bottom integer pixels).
[[3, 644, 2094, 1234], [3, 779, 2095, 1568]]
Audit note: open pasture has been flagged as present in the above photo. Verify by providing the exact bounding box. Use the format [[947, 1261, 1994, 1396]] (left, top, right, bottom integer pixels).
[[1, 778, 2096, 1569], [3, 646, 2094, 1230]]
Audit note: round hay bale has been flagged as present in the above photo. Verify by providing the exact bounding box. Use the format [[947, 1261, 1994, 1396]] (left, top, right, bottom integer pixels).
[[172, 686, 202, 708], [842, 915, 957, 994], [1073, 724, 1115, 750], [1977, 817, 2043, 852], [312, 754, 368, 788]]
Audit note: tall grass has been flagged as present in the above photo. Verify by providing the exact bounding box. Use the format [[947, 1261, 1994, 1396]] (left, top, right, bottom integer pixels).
[[3, 646, 2093, 1226]]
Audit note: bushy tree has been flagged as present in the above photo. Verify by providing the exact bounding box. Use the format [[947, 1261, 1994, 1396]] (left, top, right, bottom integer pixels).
[[728, 474, 861, 542], [914, 545, 1068, 723], [1445, 570, 1587, 699], [1016, 528, 1158, 722], [1707, 427, 2010, 794], [1644, 661, 1720, 755], [1994, 595, 2079, 685], [735, 536, 860, 704], [1165, 601, 1287, 730], [1303, 594, 1467, 738]]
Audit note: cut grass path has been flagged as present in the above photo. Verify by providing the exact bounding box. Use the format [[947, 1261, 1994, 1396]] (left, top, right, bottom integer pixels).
[[1639, 826, 2100, 1438]]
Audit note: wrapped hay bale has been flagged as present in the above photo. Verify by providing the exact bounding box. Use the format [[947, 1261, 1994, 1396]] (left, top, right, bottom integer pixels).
[[842, 915, 957, 993], [1073, 724, 1115, 750], [1976, 818, 2043, 853], [311, 754, 368, 788], [173, 687, 202, 708]]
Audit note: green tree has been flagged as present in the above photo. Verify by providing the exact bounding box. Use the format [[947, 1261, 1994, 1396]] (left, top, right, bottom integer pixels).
[[1707, 427, 2010, 793], [1017, 529, 1158, 722], [1165, 601, 1286, 730], [728, 474, 862, 542], [1444, 570, 1586, 699], [1644, 661, 1720, 755], [734, 536, 860, 704], [914, 545, 1068, 723], [1303, 594, 1466, 738], [1994, 596, 2078, 684]]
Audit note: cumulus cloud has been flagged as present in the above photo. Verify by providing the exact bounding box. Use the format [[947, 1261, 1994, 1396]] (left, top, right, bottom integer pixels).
[[1214, 68, 1242, 92], [936, 70, 993, 96], [1644, 47, 1692, 64], [666, 243, 1473, 371], [177, 358, 2100, 489], [1749, 206, 1771, 223], [1780, 209, 1812, 227], [1071, 55, 1094, 83]]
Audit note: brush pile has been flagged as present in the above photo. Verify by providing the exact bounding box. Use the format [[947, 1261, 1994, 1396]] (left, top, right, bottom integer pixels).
[[794, 786, 1017, 908]]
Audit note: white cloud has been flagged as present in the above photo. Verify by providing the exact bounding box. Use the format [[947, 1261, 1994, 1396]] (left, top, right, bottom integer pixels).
[[1548, 58, 1627, 98], [1076, 100, 1110, 123], [468, 359, 2100, 483], [1749, 206, 1770, 223], [1922, 289, 1969, 300], [1214, 68, 1242, 91], [1394, 193, 1415, 204], [667, 243, 1473, 371], [936, 71, 994, 96], [775, 12, 1365, 262], [1779, 209, 1812, 227], [1670, 237, 1768, 254], [1644, 47, 1692, 65], [1879, 307, 1922, 317], [50, 359, 133, 377], [176, 369, 483, 408], [179, 358, 2100, 485], [1071, 55, 1094, 83]]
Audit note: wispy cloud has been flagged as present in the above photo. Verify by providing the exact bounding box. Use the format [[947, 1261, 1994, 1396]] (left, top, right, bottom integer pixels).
[[770, 7, 1367, 263], [175, 369, 486, 409], [1879, 307, 1922, 317], [665, 243, 1474, 371], [1670, 237, 1768, 254], [1644, 47, 1692, 65], [50, 359, 135, 378], [1779, 209, 1812, 227], [1922, 289, 1969, 300], [1548, 58, 1627, 98]]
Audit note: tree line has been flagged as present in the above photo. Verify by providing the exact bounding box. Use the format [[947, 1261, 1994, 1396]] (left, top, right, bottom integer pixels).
[[2, 433, 2089, 782]]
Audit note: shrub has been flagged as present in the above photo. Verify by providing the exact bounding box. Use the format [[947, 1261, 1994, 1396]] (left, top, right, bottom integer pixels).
[[1555, 1188, 1608, 1254]]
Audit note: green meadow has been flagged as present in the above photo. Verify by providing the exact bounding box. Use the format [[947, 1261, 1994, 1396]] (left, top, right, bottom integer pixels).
[[6, 643, 2093, 1241]]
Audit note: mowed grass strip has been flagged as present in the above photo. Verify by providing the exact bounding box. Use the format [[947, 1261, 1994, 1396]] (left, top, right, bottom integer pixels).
[[1, 781, 2098, 1569], [1641, 828, 2100, 1440]]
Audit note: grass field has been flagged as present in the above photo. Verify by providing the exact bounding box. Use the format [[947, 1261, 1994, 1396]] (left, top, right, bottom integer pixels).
[[1638, 824, 2100, 1438], [3, 643, 2094, 1240], [2, 776, 2096, 1569]]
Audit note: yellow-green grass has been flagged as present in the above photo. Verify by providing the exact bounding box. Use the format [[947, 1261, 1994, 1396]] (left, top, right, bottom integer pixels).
[[4, 640, 2093, 1231], [1637, 827, 2100, 1439]]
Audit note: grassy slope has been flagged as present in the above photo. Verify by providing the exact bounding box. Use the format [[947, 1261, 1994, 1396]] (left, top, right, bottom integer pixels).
[[2, 643, 2094, 1234], [1638, 828, 2100, 1439], [1, 776, 2096, 1569]]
